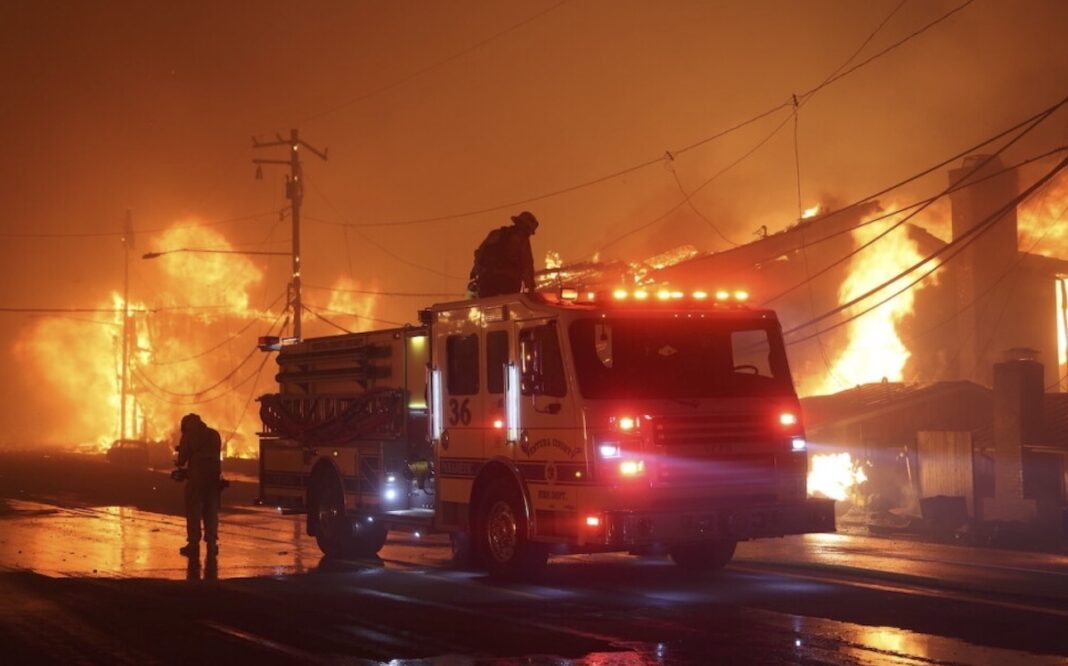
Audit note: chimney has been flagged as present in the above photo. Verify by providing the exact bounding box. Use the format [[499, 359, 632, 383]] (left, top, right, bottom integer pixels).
[[946, 155, 1019, 385]]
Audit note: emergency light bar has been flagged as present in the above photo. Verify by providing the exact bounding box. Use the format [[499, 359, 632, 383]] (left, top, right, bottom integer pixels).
[[555, 287, 751, 305], [258, 335, 300, 351]]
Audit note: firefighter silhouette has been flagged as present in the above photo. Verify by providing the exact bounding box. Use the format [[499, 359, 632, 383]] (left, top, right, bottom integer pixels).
[[468, 211, 539, 298], [176, 413, 222, 558]]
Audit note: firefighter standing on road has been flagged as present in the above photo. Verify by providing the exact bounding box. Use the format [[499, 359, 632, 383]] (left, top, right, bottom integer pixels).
[[176, 413, 222, 558], [468, 211, 539, 298]]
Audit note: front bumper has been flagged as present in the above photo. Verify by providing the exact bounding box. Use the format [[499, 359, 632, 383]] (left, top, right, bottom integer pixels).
[[601, 497, 835, 546]]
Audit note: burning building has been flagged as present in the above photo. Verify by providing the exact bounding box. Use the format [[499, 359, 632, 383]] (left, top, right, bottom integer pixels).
[[545, 153, 1068, 533]]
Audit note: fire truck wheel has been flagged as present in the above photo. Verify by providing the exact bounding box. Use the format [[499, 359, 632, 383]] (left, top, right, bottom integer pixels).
[[313, 474, 350, 558], [312, 475, 388, 558], [668, 540, 737, 571], [475, 478, 547, 580]]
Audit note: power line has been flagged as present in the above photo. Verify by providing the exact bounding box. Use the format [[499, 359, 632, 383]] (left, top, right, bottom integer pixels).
[[303, 178, 465, 280], [303, 304, 354, 334], [784, 155, 1068, 344], [597, 112, 795, 254], [147, 292, 286, 366], [303, 283, 460, 299], [796, 0, 975, 104], [771, 145, 1068, 261], [0, 211, 280, 240], [221, 350, 276, 450], [816, 0, 910, 87], [136, 345, 261, 399], [763, 98, 1068, 306], [303, 302, 406, 327], [134, 353, 272, 407], [308, 1, 974, 231], [299, 0, 571, 125], [134, 312, 284, 398], [860, 188, 1066, 383], [664, 153, 744, 247]]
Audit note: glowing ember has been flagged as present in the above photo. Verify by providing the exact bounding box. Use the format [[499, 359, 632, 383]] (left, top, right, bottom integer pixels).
[[808, 452, 868, 501], [544, 250, 563, 270], [809, 207, 938, 394]]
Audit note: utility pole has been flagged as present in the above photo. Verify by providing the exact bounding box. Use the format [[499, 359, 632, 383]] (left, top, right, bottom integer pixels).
[[120, 209, 133, 442], [253, 129, 327, 340]]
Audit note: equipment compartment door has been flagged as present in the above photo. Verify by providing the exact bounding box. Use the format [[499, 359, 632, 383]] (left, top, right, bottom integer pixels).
[[259, 438, 306, 510]]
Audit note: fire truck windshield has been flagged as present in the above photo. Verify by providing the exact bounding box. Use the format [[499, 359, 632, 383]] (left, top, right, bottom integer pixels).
[[568, 317, 794, 399]]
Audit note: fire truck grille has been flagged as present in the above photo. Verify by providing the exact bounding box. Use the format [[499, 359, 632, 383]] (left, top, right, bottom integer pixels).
[[657, 454, 775, 486], [652, 413, 773, 448]]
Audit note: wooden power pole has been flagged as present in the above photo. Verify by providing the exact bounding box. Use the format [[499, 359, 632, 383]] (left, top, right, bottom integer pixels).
[[253, 129, 327, 340]]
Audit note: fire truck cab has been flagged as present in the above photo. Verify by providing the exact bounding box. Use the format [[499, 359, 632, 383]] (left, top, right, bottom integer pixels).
[[259, 289, 835, 578]]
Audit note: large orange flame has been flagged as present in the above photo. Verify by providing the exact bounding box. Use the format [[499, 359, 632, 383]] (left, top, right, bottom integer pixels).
[[808, 452, 868, 501], [16, 220, 276, 457], [807, 207, 938, 395]]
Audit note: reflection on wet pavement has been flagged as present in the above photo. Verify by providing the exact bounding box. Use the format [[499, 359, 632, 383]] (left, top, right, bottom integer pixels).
[[0, 499, 320, 580], [1, 497, 1066, 664]]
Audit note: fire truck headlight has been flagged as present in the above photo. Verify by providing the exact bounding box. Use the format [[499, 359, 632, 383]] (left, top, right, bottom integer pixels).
[[791, 437, 807, 452], [619, 460, 644, 476], [599, 443, 621, 458]]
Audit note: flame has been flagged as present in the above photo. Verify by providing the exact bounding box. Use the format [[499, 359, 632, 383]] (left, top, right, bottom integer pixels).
[[324, 277, 379, 333], [544, 250, 563, 270], [1018, 167, 1067, 389], [807, 208, 938, 394], [808, 452, 868, 501], [801, 205, 822, 219], [1018, 167, 1067, 259], [16, 220, 273, 457]]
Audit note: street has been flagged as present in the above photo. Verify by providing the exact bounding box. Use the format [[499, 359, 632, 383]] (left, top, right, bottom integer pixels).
[[0, 452, 1065, 665]]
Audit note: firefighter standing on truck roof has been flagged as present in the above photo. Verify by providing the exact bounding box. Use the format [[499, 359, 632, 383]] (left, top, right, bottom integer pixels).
[[468, 211, 539, 298], [176, 413, 222, 558]]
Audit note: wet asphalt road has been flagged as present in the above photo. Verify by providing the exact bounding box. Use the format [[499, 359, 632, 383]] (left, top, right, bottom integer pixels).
[[0, 451, 1066, 665]]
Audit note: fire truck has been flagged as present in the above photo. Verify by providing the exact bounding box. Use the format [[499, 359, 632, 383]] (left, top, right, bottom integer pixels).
[[258, 288, 835, 578]]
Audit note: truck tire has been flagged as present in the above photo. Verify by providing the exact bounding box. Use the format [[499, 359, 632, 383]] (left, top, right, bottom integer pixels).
[[312, 474, 388, 558], [669, 540, 737, 572], [474, 477, 547, 580]]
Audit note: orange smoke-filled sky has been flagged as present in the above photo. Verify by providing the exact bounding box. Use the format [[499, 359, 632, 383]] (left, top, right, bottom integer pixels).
[[1, 0, 1066, 443]]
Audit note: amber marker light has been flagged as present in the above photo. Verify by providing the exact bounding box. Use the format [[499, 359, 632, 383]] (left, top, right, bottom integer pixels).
[[617, 416, 637, 431], [619, 460, 645, 476], [613, 289, 628, 300], [634, 290, 649, 300], [734, 290, 750, 302], [493, 418, 504, 429], [656, 289, 671, 301], [693, 290, 709, 300]]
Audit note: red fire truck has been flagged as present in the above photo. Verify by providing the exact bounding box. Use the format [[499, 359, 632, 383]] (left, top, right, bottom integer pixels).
[[258, 288, 835, 578]]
